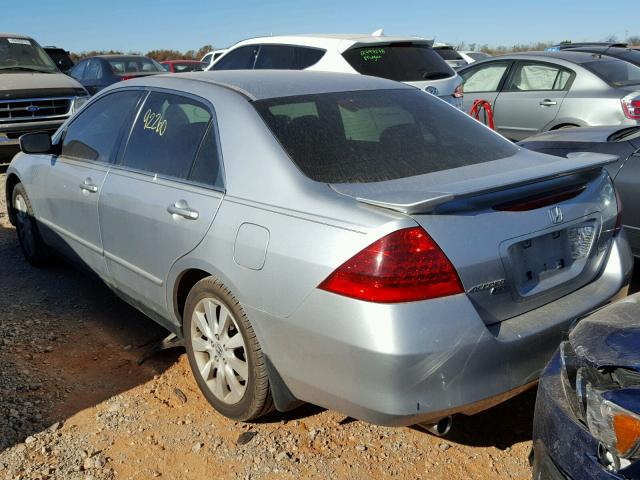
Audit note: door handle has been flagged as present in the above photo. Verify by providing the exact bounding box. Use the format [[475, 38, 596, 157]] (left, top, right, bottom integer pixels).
[[539, 99, 557, 106], [167, 201, 199, 220], [80, 179, 98, 193]]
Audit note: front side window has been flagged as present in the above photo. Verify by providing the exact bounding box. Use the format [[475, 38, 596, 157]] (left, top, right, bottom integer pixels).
[[120, 92, 213, 181], [61, 90, 143, 163], [254, 89, 518, 183], [342, 43, 454, 82], [212, 46, 259, 70], [505, 62, 573, 91], [461, 62, 511, 93], [69, 60, 87, 80], [85, 59, 103, 80]]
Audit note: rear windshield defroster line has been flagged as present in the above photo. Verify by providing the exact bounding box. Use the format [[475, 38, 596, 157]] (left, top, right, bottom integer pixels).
[[253, 88, 518, 184]]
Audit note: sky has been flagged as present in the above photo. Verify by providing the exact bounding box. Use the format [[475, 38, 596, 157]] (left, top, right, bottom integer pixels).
[[4, 0, 639, 54]]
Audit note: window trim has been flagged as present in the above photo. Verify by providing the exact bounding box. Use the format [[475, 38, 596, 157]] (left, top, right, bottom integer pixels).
[[113, 86, 226, 193], [460, 60, 515, 94], [57, 88, 147, 166], [502, 60, 576, 93]]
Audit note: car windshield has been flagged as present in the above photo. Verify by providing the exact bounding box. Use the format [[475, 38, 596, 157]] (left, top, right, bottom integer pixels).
[[108, 58, 164, 74], [468, 52, 490, 61], [173, 62, 206, 72], [434, 47, 463, 61], [342, 43, 454, 82], [0, 37, 58, 73], [254, 88, 518, 183], [583, 59, 640, 86]]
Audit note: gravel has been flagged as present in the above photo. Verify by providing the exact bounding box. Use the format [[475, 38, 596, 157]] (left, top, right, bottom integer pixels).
[[0, 168, 546, 479]]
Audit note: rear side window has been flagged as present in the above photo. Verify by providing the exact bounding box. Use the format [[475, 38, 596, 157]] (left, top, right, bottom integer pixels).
[[583, 59, 640, 87], [342, 44, 454, 82], [189, 124, 224, 188], [254, 89, 518, 183], [295, 47, 326, 68], [254, 45, 296, 69], [434, 47, 463, 61], [212, 45, 259, 70], [504, 62, 573, 91], [61, 90, 143, 163], [461, 62, 511, 92], [120, 92, 213, 181]]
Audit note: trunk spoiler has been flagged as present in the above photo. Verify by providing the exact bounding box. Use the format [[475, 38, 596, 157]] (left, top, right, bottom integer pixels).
[[330, 152, 618, 214]]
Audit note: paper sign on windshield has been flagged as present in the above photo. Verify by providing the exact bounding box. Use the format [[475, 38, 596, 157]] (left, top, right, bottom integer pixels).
[[7, 38, 32, 45]]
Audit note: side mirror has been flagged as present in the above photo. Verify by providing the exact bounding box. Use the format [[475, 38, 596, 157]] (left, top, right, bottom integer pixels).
[[19, 132, 52, 154]]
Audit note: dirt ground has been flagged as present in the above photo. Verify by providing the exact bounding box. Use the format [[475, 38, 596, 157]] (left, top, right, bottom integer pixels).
[[1, 153, 622, 479]]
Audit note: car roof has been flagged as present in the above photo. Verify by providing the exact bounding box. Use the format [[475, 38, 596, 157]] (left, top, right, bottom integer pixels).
[[125, 70, 413, 101], [232, 33, 432, 50], [95, 55, 153, 60], [468, 50, 615, 66], [0, 33, 33, 40]]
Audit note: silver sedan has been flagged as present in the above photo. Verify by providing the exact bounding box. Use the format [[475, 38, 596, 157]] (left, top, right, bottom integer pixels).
[[459, 51, 640, 141], [4, 70, 632, 427]]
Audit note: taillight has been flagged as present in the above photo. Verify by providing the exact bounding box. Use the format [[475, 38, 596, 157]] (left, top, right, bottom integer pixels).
[[621, 93, 640, 120], [318, 227, 463, 303], [453, 84, 464, 98], [121, 75, 134, 81], [615, 188, 623, 231]]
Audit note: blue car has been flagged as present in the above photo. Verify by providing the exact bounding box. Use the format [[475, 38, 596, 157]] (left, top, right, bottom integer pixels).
[[533, 294, 640, 479]]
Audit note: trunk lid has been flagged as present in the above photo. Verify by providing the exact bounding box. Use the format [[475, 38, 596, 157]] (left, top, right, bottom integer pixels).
[[332, 150, 620, 324]]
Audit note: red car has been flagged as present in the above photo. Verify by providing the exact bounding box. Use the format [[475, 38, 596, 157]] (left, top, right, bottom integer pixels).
[[161, 60, 207, 73]]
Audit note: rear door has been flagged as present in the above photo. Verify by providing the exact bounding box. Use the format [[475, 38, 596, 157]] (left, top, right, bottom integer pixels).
[[32, 89, 144, 276], [493, 61, 574, 140], [98, 90, 224, 319], [459, 60, 513, 116]]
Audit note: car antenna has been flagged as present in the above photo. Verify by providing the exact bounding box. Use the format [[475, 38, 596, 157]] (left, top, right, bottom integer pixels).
[[596, 43, 617, 59], [371, 28, 384, 37]]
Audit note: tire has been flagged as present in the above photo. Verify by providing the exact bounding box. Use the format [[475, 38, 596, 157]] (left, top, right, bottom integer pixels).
[[183, 277, 273, 421], [11, 183, 49, 266]]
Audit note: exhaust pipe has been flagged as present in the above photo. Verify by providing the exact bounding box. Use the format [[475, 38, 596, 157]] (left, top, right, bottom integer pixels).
[[416, 416, 452, 437]]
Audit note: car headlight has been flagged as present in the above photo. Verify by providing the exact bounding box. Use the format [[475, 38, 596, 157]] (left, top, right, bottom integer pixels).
[[559, 340, 640, 470], [71, 96, 89, 114], [586, 385, 640, 460]]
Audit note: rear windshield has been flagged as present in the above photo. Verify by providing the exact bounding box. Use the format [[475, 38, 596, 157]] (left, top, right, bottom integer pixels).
[[342, 44, 455, 82], [583, 59, 640, 86], [434, 47, 463, 61], [254, 89, 518, 183], [108, 58, 164, 74]]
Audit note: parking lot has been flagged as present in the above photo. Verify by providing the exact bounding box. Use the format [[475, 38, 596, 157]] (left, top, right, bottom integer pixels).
[[2, 18, 640, 479], [0, 161, 532, 479]]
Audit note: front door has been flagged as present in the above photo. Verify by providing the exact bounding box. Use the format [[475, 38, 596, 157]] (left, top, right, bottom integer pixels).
[[493, 61, 573, 141], [459, 60, 513, 126], [99, 90, 224, 319], [32, 90, 144, 276]]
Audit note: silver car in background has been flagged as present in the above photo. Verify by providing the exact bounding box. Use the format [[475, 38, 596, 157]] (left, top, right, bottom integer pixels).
[[5, 71, 632, 427], [458, 51, 640, 141]]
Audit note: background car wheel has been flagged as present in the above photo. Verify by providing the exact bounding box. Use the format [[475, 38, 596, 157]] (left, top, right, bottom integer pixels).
[[183, 277, 273, 421], [11, 183, 49, 266]]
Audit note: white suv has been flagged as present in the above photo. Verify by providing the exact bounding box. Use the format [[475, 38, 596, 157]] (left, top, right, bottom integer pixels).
[[207, 34, 464, 109]]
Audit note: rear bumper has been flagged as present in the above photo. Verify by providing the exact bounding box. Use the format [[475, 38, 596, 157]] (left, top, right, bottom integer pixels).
[[253, 233, 632, 426]]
